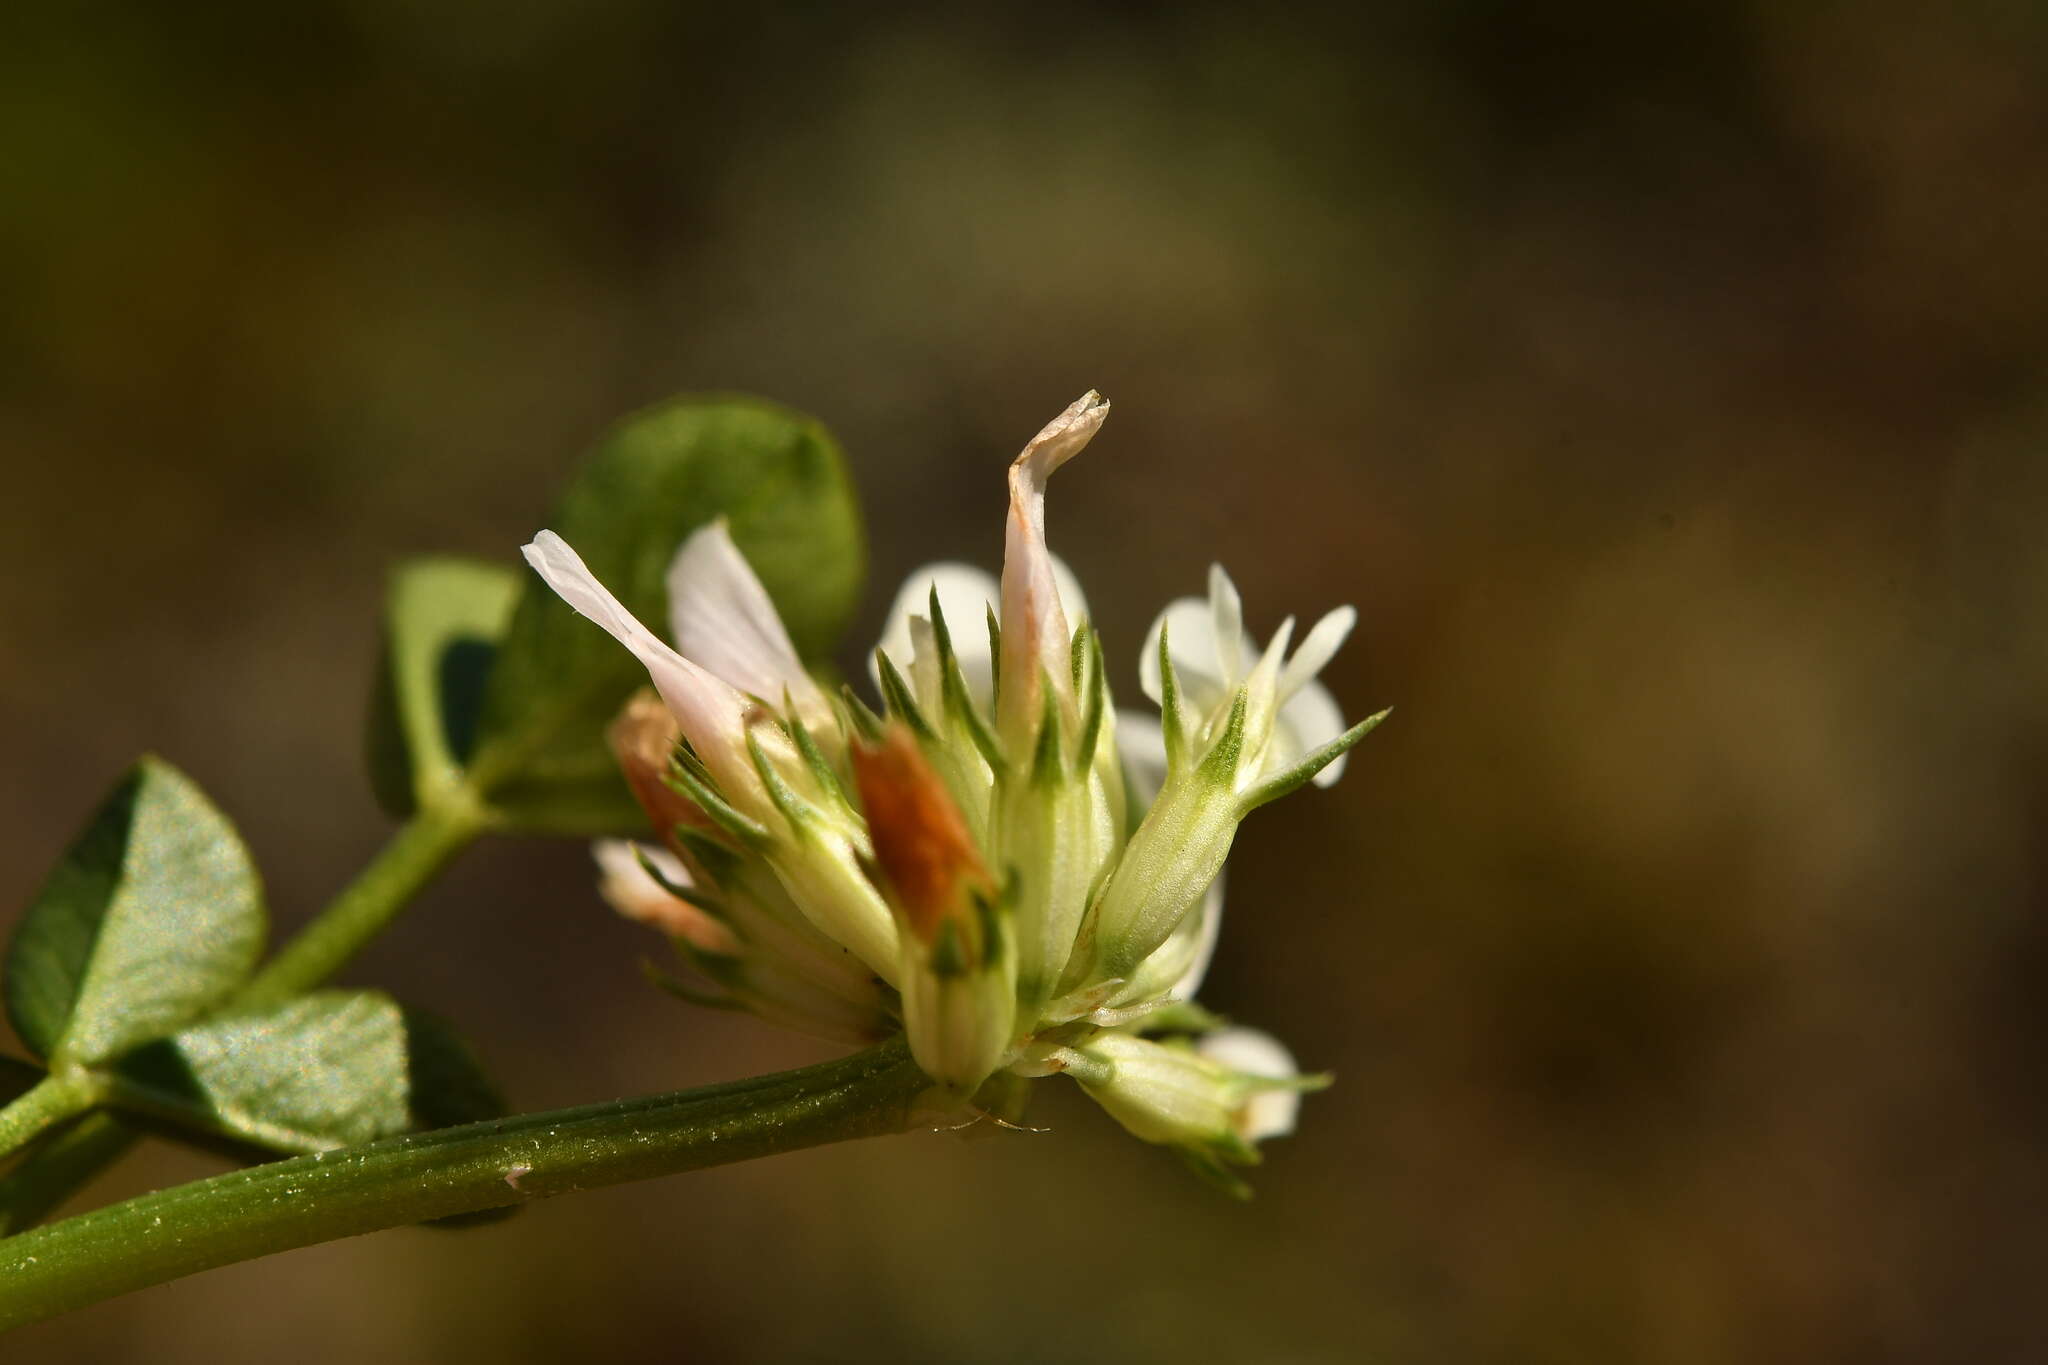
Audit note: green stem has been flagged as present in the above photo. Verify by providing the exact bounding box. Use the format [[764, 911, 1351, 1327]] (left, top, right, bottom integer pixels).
[[0, 1073, 99, 1161], [236, 792, 489, 1008], [0, 1040, 926, 1331]]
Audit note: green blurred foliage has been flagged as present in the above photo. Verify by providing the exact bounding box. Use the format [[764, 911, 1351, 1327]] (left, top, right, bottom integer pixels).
[[5, 1, 2048, 1361]]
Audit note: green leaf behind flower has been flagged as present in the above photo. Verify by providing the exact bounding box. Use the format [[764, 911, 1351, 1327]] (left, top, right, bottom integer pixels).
[[4, 758, 265, 1067], [365, 557, 523, 818], [464, 394, 866, 833]]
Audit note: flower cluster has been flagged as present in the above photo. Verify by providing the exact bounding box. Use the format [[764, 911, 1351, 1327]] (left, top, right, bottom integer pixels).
[[523, 394, 1382, 1189]]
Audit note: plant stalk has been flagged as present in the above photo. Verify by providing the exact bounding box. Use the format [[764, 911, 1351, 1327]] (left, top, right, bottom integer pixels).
[[236, 792, 490, 1008], [0, 1040, 928, 1331], [0, 1074, 98, 1161]]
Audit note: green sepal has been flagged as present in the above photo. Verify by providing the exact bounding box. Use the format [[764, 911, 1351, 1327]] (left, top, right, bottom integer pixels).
[[1175, 1144, 1256, 1200], [1074, 628, 1108, 765], [785, 708, 855, 817], [972, 886, 1008, 971], [1193, 688, 1249, 789], [837, 685, 886, 743], [929, 588, 1005, 772], [631, 845, 730, 920], [640, 958, 745, 1012], [746, 730, 819, 836], [662, 762, 769, 846], [985, 606, 1004, 712], [1029, 678, 1065, 789], [928, 920, 968, 979], [673, 824, 743, 884], [1236, 707, 1390, 813], [1157, 618, 1187, 768], [874, 649, 936, 739]]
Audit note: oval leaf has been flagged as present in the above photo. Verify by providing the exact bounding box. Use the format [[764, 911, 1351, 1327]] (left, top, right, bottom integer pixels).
[[365, 557, 522, 817], [4, 758, 265, 1066], [470, 395, 865, 833], [110, 990, 506, 1154]]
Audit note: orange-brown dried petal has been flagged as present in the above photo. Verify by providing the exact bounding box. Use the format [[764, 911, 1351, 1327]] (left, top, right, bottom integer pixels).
[[851, 726, 992, 944]]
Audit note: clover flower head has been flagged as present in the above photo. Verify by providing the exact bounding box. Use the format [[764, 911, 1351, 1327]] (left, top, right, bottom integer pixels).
[[520, 393, 1384, 1185]]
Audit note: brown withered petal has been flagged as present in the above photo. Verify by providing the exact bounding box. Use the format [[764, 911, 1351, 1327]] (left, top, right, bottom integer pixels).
[[608, 689, 715, 838], [851, 725, 992, 944]]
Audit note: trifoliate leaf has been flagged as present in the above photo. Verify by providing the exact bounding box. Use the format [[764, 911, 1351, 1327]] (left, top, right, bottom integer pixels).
[[4, 758, 265, 1066]]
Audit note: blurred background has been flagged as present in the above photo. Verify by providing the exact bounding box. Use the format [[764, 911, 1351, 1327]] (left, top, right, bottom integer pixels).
[[6, 2, 2048, 1360]]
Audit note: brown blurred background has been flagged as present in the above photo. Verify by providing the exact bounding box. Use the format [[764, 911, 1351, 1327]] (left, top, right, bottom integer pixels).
[[6, 2, 2048, 1361]]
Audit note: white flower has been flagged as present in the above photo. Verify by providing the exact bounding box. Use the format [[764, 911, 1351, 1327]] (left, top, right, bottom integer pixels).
[[521, 391, 1376, 1176], [1140, 564, 1357, 789], [1063, 1027, 1319, 1161]]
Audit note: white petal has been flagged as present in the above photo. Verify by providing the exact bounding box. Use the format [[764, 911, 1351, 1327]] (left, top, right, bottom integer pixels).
[[1050, 553, 1091, 631], [1274, 677, 1350, 787], [1279, 605, 1356, 702], [522, 531, 754, 791], [1196, 1026, 1302, 1142], [873, 562, 1001, 703], [666, 520, 825, 719], [1207, 564, 1245, 683], [999, 392, 1108, 733], [1116, 709, 1169, 807], [1138, 596, 1241, 716], [1166, 874, 1227, 1000]]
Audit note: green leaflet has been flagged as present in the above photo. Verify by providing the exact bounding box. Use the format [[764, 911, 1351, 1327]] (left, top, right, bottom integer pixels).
[[365, 557, 522, 819], [110, 991, 505, 1154], [4, 758, 265, 1067]]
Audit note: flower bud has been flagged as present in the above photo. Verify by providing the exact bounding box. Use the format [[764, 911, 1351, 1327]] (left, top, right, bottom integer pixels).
[[1064, 1031, 1256, 1161]]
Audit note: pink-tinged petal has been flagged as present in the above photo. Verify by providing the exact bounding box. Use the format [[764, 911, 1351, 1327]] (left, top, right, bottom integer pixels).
[[998, 392, 1108, 736], [666, 520, 828, 723], [592, 839, 740, 957], [607, 690, 715, 839], [522, 531, 755, 794]]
